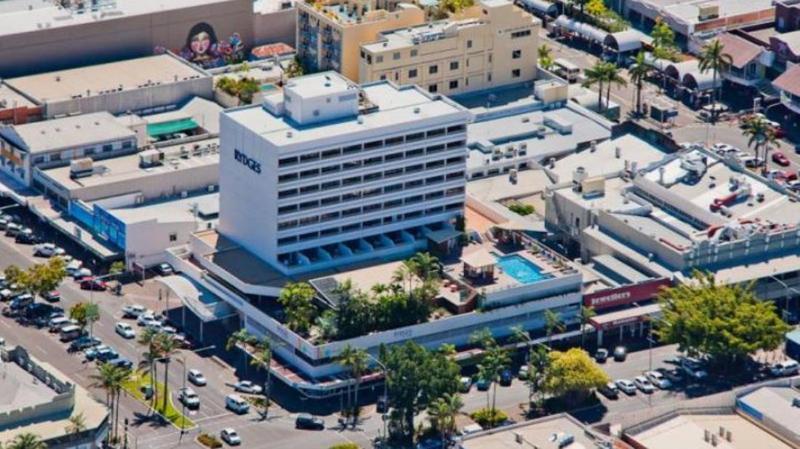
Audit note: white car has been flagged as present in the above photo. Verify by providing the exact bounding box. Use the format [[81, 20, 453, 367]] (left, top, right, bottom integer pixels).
[[188, 369, 207, 386], [72, 268, 93, 280], [645, 370, 672, 389], [770, 360, 799, 377], [137, 312, 156, 326], [34, 243, 64, 258], [65, 260, 83, 277], [115, 322, 136, 339], [712, 143, 739, 156], [633, 376, 655, 394], [122, 305, 147, 319], [233, 380, 262, 395], [615, 379, 636, 395], [220, 428, 241, 446], [178, 387, 200, 409]]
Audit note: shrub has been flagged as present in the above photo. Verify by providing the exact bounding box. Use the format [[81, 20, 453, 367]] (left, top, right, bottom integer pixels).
[[197, 433, 223, 449], [329, 444, 361, 449], [508, 201, 535, 216], [470, 407, 508, 428]]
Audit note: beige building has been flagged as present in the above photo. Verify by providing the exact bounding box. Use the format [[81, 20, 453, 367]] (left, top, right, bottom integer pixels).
[[297, 0, 426, 81], [359, 0, 539, 95]]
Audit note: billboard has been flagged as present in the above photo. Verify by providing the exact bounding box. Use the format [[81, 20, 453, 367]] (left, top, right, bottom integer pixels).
[[583, 278, 671, 310]]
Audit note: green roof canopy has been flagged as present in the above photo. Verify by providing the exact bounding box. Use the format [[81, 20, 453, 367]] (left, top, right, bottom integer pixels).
[[147, 118, 198, 137]]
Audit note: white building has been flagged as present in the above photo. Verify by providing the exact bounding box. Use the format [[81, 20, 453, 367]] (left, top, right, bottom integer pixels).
[[219, 71, 472, 275]]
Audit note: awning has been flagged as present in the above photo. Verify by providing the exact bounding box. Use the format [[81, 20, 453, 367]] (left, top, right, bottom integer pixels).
[[157, 275, 236, 323], [682, 70, 722, 91], [664, 60, 698, 80], [494, 219, 547, 233], [643, 52, 671, 72], [425, 228, 462, 244], [518, 0, 558, 15], [554, 15, 608, 44], [589, 303, 661, 330], [462, 248, 496, 268], [146, 118, 198, 137], [605, 29, 652, 53]]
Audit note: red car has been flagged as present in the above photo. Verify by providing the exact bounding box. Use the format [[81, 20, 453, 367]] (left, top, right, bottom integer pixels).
[[772, 151, 791, 167], [79, 278, 107, 291]]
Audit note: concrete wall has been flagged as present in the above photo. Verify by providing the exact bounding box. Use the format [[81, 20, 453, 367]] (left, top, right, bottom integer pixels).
[[254, 8, 298, 47], [0, 0, 254, 78], [126, 219, 204, 267]]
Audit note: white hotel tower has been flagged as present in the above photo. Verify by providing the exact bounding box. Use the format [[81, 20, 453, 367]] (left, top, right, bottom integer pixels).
[[219, 72, 471, 275]]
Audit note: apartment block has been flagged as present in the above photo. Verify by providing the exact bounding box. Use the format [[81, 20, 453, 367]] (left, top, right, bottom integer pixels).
[[359, 0, 539, 95], [218, 71, 471, 275], [296, 0, 426, 82]]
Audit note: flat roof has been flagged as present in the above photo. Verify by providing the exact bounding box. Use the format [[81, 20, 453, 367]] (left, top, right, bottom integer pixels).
[[738, 386, 800, 441], [0, 0, 242, 37], [467, 169, 553, 202], [285, 72, 351, 99], [627, 413, 792, 449], [40, 138, 219, 192], [225, 80, 468, 147], [629, 0, 774, 26], [101, 191, 219, 226], [5, 54, 207, 103], [141, 97, 222, 135], [551, 133, 669, 181], [712, 253, 800, 284], [0, 360, 58, 413], [0, 83, 36, 109], [590, 303, 661, 325], [460, 414, 602, 449], [0, 111, 135, 153], [363, 17, 484, 53]]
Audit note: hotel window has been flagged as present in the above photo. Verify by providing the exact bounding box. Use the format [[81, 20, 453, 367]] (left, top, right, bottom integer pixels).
[[122, 141, 132, 149], [279, 156, 299, 167], [408, 68, 418, 78], [169, 233, 178, 242], [103, 144, 113, 153], [467, 40, 472, 48], [410, 49, 418, 57], [511, 29, 531, 38], [365, 156, 383, 166], [393, 52, 401, 60], [512, 49, 522, 59], [449, 80, 459, 90], [376, 55, 384, 63], [429, 65, 438, 74], [429, 84, 438, 93], [450, 61, 459, 71], [512, 69, 521, 78]]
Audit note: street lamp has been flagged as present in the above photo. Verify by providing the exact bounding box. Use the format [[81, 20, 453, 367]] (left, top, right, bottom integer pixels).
[[366, 353, 389, 445]]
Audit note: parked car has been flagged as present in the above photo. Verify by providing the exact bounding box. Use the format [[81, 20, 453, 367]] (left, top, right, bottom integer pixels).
[[108, 357, 134, 369], [225, 394, 249, 414], [598, 382, 619, 399], [85, 345, 118, 362], [772, 151, 791, 167], [295, 413, 325, 430], [612, 346, 627, 362], [69, 336, 101, 352], [594, 348, 609, 363], [33, 243, 64, 258], [155, 263, 174, 276], [42, 291, 61, 303], [0, 289, 14, 302], [178, 387, 201, 409], [770, 360, 799, 377], [476, 378, 490, 391], [634, 376, 655, 394], [499, 369, 513, 386], [65, 260, 83, 277], [459, 376, 472, 393], [220, 428, 241, 446], [5, 223, 21, 237], [659, 367, 685, 385], [15, 230, 37, 244], [680, 356, 708, 380], [743, 156, 766, 168], [615, 379, 636, 395], [80, 278, 107, 291], [48, 316, 72, 333], [115, 322, 136, 339], [122, 305, 147, 318], [72, 268, 92, 280], [136, 312, 157, 326], [517, 365, 529, 380], [59, 325, 84, 342], [188, 369, 207, 386], [645, 370, 672, 389], [233, 380, 262, 395]]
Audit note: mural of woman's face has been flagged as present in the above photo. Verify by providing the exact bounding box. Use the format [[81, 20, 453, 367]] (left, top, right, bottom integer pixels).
[[191, 31, 212, 56]]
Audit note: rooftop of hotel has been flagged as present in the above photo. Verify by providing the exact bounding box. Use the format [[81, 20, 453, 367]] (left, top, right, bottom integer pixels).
[[311, 0, 418, 24], [630, 0, 774, 25], [225, 76, 468, 147], [100, 191, 219, 226], [5, 54, 208, 103], [0, 0, 244, 37], [0, 111, 135, 153], [363, 17, 484, 53], [460, 414, 603, 449], [626, 413, 792, 449], [39, 138, 219, 191]]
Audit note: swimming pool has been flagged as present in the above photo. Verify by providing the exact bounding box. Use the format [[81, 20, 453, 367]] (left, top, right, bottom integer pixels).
[[494, 254, 549, 284]]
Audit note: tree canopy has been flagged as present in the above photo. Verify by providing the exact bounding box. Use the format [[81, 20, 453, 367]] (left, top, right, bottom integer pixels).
[[657, 272, 789, 366], [544, 348, 608, 405], [278, 282, 317, 335], [4, 258, 66, 298], [651, 17, 678, 61]]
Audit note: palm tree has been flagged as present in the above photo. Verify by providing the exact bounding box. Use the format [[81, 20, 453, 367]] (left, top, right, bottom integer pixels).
[[250, 338, 273, 419], [742, 115, 781, 173], [337, 344, 369, 427], [7, 433, 47, 449], [156, 333, 179, 413], [391, 263, 415, 293], [409, 252, 440, 282], [226, 328, 256, 374], [524, 346, 551, 413], [91, 363, 131, 443], [602, 62, 627, 115], [582, 62, 606, 111], [544, 309, 565, 348], [138, 327, 161, 409], [65, 412, 87, 435], [578, 305, 596, 349], [628, 51, 651, 116], [427, 393, 464, 447], [698, 39, 732, 123], [537, 44, 554, 71], [480, 345, 510, 427]]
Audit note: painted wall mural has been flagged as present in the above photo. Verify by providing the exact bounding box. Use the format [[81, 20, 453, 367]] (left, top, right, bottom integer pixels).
[[156, 22, 245, 68]]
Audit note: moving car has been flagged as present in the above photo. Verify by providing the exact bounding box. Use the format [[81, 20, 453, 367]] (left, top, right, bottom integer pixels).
[[233, 380, 262, 395], [115, 322, 136, 339], [42, 291, 61, 303], [645, 370, 672, 389], [598, 382, 619, 399], [295, 413, 325, 430], [122, 305, 147, 318], [178, 387, 201, 409], [770, 360, 799, 377], [772, 151, 791, 167], [633, 376, 655, 394], [220, 428, 241, 446], [615, 379, 636, 395], [188, 369, 207, 386], [594, 348, 609, 363], [225, 394, 249, 414], [612, 346, 627, 362]]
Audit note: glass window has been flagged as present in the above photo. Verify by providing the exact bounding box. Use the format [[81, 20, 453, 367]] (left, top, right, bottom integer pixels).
[[408, 68, 418, 78], [279, 156, 298, 167], [450, 61, 459, 70], [512, 49, 522, 59], [449, 80, 458, 90], [512, 69, 521, 78], [429, 65, 438, 74], [429, 84, 438, 93]]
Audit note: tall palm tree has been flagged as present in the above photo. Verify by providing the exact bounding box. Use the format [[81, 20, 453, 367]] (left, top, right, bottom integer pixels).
[[742, 116, 781, 174], [698, 39, 732, 123], [582, 62, 606, 111], [479, 345, 510, 427], [337, 344, 369, 427], [427, 393, 464, 447], [409, 252, 440, 282], [138, 327, 161, 409], [544, 309, 565, 348], [578, 305, 596, 349], [7, 433, 47, 449], [537, 44, 554, 70], [91, 363, 131, 443], [226, 328, 257, 374], [156, 333, 179, 413], [628, 51, 651, 116], [602, 62, 628, 115], [250, 338, 273, 419], [65, 412, 87, 435]]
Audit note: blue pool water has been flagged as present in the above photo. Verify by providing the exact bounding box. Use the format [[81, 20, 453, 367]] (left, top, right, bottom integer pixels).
[[494, 254, 549, 284]]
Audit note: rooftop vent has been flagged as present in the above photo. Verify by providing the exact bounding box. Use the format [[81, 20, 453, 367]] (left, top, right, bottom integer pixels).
[[286, 131, 293, 138], [413, 107, 420, 114]]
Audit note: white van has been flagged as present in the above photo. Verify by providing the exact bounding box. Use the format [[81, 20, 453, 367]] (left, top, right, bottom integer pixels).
[[48, 316, 70, 332], [225, 394, 249, 414], [59, 325, 82, 342], [553, 58, 580, 83], [770, 360, 799, 377]]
